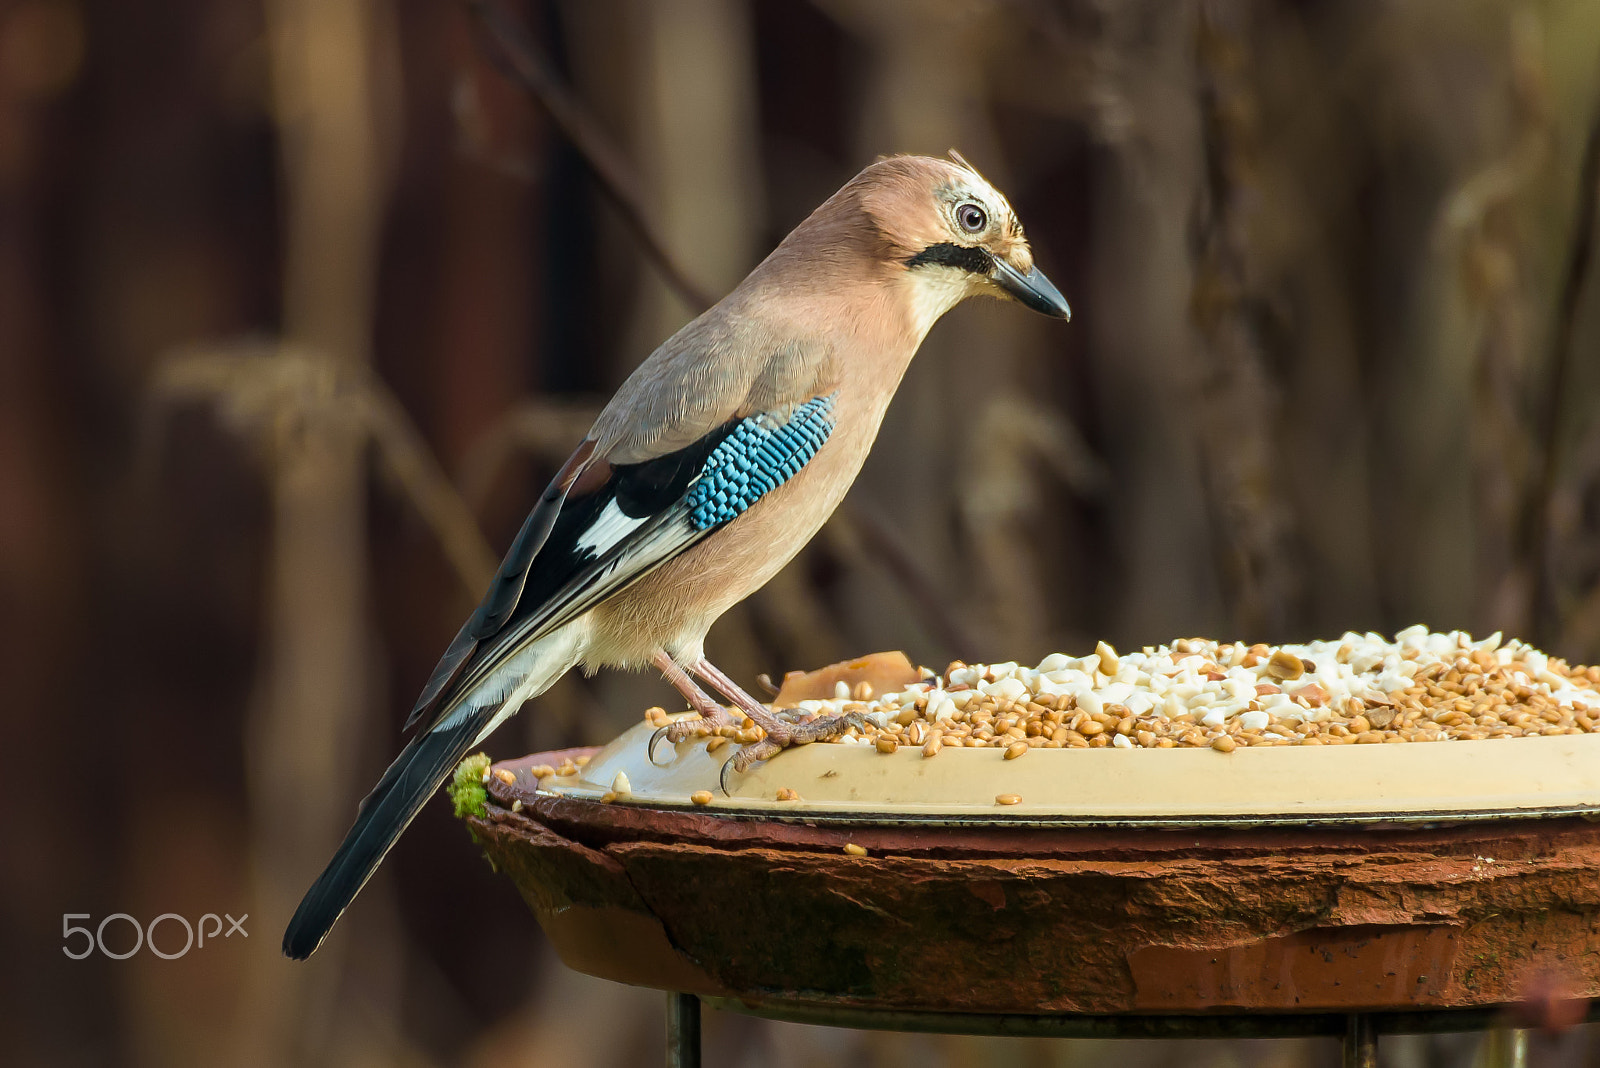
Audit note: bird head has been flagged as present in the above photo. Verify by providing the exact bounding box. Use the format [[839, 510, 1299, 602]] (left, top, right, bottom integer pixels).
[[854, 151, 1071, 331]]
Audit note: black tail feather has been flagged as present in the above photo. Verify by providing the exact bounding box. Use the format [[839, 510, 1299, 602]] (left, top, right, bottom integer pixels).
[[282, 710, 490, 960]]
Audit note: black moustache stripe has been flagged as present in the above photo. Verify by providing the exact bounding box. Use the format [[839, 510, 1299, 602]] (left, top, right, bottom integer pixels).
[[905, 242, 994, 275]]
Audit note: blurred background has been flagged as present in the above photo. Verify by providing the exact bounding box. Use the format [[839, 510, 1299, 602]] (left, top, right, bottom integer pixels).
[[4, 0, 1600, 1064]]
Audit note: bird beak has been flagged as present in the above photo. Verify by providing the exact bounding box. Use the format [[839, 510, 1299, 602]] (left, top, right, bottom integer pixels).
[[991, 257, 1071, 320]]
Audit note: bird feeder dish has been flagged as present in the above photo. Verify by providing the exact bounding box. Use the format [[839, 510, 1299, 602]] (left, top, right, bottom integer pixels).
[[467, 725, 1600, 1019]]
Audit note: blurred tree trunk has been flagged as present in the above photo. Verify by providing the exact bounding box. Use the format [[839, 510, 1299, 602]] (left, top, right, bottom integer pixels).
[[1077, 2, 1228, 643], [234, 0, 399, 1064]]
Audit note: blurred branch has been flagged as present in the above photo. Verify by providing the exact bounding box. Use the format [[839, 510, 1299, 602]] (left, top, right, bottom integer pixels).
[[954, 396, 1108, 653], [1007, 400, 1109, 499], [465, 0, 716, 313], [1526, 104, 1600, 644], [1436, 12, 1551, 255], [144, 344, 497, 597], [355, 373, 499, 590], [457, 396, 604, 511], [833, 504, 979, 660]]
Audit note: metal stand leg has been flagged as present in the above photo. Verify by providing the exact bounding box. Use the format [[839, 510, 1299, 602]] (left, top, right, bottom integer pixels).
[[667, 992, 701, 1068], [1481, 1028, 1528, 1068], [1343, 1014, 1377, 1068]]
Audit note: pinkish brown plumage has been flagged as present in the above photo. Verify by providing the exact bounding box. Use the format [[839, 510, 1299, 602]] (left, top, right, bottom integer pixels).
[[284, 153, 1069, 960]]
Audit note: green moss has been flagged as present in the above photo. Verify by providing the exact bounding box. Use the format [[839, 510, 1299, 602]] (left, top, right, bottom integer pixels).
[[449, 753, 492, 819]]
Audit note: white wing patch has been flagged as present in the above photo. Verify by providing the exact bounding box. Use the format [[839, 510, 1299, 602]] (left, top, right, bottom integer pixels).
[[574, 499, 648, 555]]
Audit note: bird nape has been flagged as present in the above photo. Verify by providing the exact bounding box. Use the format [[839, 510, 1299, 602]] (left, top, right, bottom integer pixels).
[[282, 151, 1071, 960]]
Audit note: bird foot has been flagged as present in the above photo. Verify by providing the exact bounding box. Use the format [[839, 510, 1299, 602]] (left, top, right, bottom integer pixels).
[[667, 706, 741, 741], [657, 652, 866, 790], [718, 709, 865, 792], [650, 650, 754, 764], [649, 706, 743, 764]]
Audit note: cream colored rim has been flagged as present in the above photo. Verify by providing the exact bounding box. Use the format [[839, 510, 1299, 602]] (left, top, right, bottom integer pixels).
[[528, 720, 1600, 825]]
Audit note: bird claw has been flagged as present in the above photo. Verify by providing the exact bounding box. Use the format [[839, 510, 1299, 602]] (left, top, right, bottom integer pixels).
[[648, 725, 675, 766], [716, 712, 862, 795], [786, 709, 865, 744], [718, 738, 780, 794], [649, 711, 732, 765]]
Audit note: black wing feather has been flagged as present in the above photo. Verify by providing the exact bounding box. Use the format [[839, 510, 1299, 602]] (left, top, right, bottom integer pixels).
[[406, 426, 734, 733], [283, 705, 490, 959], [474, 486, 568, 636], [404, 617, 479, 731], [403, 479, 572, 731]]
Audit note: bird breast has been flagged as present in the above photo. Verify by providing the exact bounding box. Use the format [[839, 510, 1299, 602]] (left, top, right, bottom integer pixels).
[[584, 377, 897, 669]]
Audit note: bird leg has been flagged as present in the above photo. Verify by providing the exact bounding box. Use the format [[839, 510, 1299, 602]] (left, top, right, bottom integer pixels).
[[650, 650, 742, 762], [693, 657, 863, 775]]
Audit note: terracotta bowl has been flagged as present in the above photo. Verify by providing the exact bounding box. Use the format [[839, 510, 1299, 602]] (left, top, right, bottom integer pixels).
[[465, 723, 1600, 1022]]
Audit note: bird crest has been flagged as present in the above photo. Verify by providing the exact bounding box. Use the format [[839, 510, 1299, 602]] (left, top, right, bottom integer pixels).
[[946, 148, 986, 181]]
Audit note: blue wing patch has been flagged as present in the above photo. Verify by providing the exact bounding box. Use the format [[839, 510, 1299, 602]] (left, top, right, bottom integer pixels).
[[410, 393, 838, 733], [686, 394, 837, 529]]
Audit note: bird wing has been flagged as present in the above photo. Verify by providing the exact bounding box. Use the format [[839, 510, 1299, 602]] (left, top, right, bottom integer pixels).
[[286, 389, 839, 960], [405, 390, 840, 734], [589, 320, 835, 462], [403, 440, 598, 729]]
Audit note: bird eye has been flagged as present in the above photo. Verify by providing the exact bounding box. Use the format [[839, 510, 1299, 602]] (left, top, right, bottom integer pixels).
[[956, 202, 988, 234]]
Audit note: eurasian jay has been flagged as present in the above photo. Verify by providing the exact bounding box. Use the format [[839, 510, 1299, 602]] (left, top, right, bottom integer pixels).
[[283, 152, 1070, 959]]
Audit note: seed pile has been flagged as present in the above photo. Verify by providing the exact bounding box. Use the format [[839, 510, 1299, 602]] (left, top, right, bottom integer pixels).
[[645, 628, 1600, 752]]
